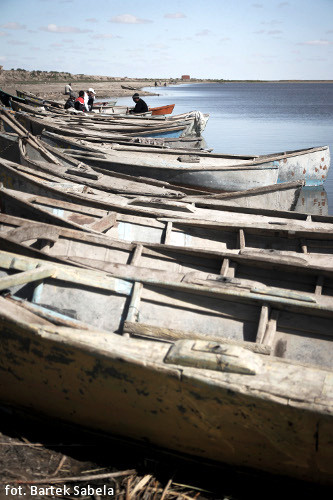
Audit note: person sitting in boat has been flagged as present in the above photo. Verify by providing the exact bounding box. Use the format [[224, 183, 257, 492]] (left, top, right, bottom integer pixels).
[[87, 88, 96, 111], [64, 83, 72, 95], [74, 91, 88, 112], [64, 94, 76, 110], [129, 93, 148, 114]]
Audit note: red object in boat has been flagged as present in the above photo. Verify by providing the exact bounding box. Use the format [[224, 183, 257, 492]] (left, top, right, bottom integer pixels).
[[149, 104, 175, 116]]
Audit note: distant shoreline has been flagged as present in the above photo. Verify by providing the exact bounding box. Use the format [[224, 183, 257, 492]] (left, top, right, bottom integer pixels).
[[1, 70, 332, 102]]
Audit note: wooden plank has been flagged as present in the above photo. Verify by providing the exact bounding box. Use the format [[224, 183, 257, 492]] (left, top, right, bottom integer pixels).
[[301, 238, 308, 254], [125, 282, 143, 324], [261, 310, 279, 348], [131, 244, 143, 266], [315, 275, 324, 296], [6, 224, 60, 244], [123, 321, 271, 355], [164, 221, 173, 245], [0, 266, 56, 291], [88, 213, 116, 232], [238, 229, 245, 250], [220, 258, 229, 276], [256, 305, 270, 344], [66, 169, 100, 180]]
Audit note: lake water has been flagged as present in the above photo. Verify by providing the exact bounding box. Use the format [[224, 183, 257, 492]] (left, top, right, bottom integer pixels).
[[116, 82, 333, 215]]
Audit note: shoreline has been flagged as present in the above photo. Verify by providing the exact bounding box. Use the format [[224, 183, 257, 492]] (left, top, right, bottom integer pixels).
[[1, 77, 332, 102]]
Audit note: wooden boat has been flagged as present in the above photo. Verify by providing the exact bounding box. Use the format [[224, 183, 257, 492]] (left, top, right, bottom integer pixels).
[[121, 84, 140, 90], [0, 118, 304, 211], [0, 250, 332, 484], [54, 140, 331, 189], [0, 132, 207, 198], [16, 89, 62, 108], [42, 135, 329, 190], [1, 213, 333, 303], [0, 88, 25, 107], [2, 184, 333, 272], [93, 100, 117, 107], [9, 101, 329, 186], [5, 103, 206, 148], [7, 107, 325, 188], [14, 110, 195, 139], [0, 136, 305, 219], [149, 104, 175, 116]]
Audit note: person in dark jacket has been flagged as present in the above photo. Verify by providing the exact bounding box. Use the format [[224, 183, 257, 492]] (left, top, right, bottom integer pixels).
[[129, 93, 148, 114], [64, 94, 76, 109]]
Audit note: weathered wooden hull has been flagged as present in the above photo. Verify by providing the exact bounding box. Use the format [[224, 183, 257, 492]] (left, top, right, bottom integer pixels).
[[0, 89, 25, 107], [1, 185, 333, 273], [1, 213, 333, 306], [14, 111, 191, 138], [294, 186, 328, 216], [0, 155, 311, 229], [275, 147, 330, 186], [0, 253, 332, 484], [0, 133, 302, 210], [35, 138, 280, 192]]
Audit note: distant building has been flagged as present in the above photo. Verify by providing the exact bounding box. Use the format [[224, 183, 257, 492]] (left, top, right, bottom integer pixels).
[[181, 75, 190, 80]]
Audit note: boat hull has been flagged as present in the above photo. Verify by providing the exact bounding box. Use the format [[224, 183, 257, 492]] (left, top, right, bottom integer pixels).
[[149, 104, 175, 116], [0, 306, 332, 485], [276, 147, 330, 186]]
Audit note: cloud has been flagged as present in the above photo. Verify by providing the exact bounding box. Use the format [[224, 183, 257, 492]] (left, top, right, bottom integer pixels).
[[147, 43, 169, 49], [299, 39, 331, 46], [220, 37, 230, 42], [40, 24, 92, 33], [252, 3, 263, 7], [86, 18, 98, 23], [109, 14, 152, 24], [195, 29, 211, 36], [268, 30, 283, 35], [278, 2, 289, 6], [253, 30, 265, 34], [261, 20, 282, 25], [91, 34, 121, 39], [164, 13, 186, 19], [10, 41, 26, 45], [1, 22, 26, 30], [0, 32, 9, 37]]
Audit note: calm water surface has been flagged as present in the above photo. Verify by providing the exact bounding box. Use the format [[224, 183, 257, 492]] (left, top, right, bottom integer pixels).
[[116, 83, 333, 215]]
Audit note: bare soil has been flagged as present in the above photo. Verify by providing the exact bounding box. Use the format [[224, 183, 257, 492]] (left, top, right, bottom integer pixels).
[[0, 79, 174, 102]]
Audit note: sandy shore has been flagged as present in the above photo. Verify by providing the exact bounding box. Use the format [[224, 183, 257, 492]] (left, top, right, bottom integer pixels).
[[1, 79, 174, 102]]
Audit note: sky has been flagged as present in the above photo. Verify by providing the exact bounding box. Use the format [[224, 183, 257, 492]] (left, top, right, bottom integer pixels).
[[0, 0, 333, 80]]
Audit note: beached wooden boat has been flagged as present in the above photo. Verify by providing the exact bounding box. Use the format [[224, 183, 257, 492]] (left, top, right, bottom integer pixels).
[[1, 213, 333, 302], [9, 102, 328, 186], [0, 122, 304, 211], [46, 138, 330, 190], [0, 250, 332, 484], [93, 100, 117, 107], [121, 84, 140, 90], [0, 88, 25, 107], [17, 113, 326, 188], [16, 89, 62, 108], [2, 184, 333, 272], [0, 144, 304, 222], [14, 110, 195, 139], [150, 104, 175, 116]]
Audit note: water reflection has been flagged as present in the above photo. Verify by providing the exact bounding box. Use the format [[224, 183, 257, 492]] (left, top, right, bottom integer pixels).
[[294, 186, 328, 216]]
